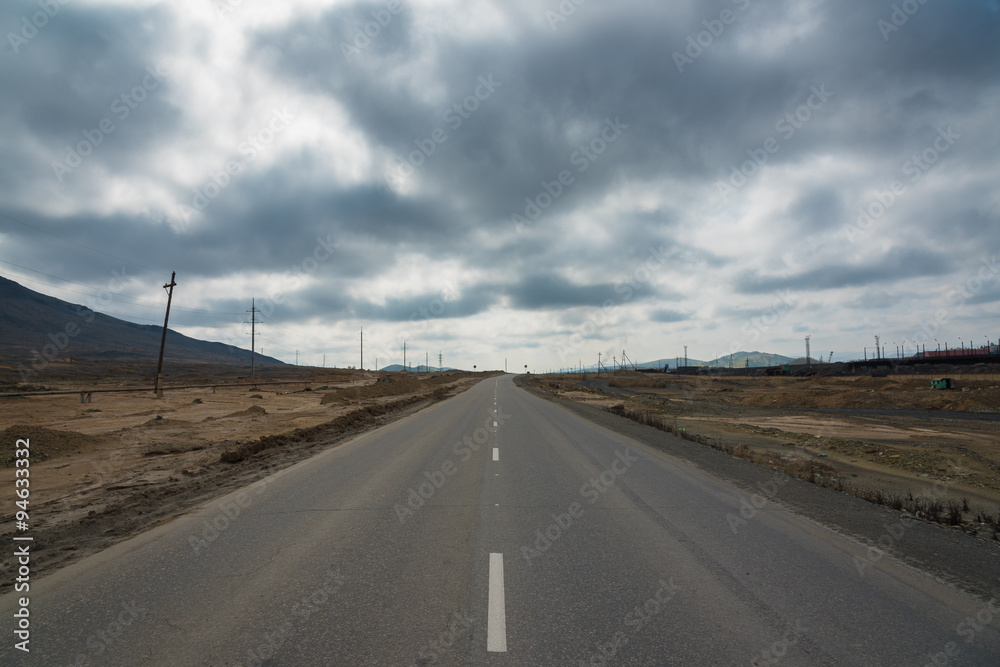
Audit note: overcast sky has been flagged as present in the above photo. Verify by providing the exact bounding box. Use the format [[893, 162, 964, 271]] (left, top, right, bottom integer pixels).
[[2, 0, 998, 370]]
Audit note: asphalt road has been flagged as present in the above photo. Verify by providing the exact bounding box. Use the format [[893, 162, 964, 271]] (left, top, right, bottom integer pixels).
[[3, 375, 999, 665]]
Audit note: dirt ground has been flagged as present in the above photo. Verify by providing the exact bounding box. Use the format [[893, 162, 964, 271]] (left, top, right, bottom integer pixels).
[[0, 366, 492, 591], [532, 372, 1000, 518]]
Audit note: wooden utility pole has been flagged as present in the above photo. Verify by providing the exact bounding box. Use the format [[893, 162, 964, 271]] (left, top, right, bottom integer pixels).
[[154, 272, 176, 398], [246, 298, 259, 377]]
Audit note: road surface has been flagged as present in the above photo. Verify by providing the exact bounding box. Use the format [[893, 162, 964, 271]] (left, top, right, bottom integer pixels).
[[3, 375, 998, 665]]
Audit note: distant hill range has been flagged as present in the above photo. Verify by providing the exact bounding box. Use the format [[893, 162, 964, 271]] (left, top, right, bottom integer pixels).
[[379, 364, 454, 372], [577, 351, 797, 373], [634, 351, 794, 369], [700, 351, 796, 368], [0, 275, 282, 366]]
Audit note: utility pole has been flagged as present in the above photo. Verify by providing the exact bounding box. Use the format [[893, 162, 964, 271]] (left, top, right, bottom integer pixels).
[[684, 345, 688, 367], [403, 341, 407, 370], [360, 327, 364, 370], [246, 298, 259, 378], [440, 352, 444, 370], [597, 352, 602, 376], [154, 271, 176, 398], [425, 351, 429, 373], [295, 350, 298, 366], [805, 335, 811, 367]]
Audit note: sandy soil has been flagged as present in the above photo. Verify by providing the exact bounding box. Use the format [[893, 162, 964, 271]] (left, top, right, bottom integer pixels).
[[0, 368, 491, 591], [532, 372, 1000, 517]]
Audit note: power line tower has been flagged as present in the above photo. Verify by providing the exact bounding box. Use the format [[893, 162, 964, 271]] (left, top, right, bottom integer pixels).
[[874, 334, 880, 360], [439, 351, 443, 370], [359, 327, 364, 370], [154, 271, 177, 398], [245, 298, 260, 377], [805, 335, 811, 367], [403, 340, 407, 370]]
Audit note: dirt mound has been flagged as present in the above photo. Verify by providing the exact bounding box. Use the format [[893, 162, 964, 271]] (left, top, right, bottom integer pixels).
[[221, 395, 428, 463], [220, 405, 267, 419], [135, 416, 190, 427], [321, 375, 424, 404], [0, 425, 105, 466]]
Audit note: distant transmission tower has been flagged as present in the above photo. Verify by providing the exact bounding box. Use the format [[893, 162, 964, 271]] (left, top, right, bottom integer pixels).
[[805, 335, 811, 367]]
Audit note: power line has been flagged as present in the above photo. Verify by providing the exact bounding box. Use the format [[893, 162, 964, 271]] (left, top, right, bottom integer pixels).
[[0, 260, 243, 315], [0, 211, 169, 275]]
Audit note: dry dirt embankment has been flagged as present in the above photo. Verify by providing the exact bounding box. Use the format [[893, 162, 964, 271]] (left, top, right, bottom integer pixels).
[[0, 371, 493, 591]]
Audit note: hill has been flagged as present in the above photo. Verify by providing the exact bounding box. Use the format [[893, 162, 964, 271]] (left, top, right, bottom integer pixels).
[[701, 351, 794, 368], [0, 275, 282, 370], [379, 364, 454, 372]]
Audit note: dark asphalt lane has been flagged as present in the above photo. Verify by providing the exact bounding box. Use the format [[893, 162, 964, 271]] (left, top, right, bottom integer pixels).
[[2, 375, 998, 665]]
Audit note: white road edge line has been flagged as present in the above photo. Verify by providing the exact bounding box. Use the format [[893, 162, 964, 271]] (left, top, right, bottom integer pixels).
[[493, 447, 499, 461], [488, 553, 507, 652]]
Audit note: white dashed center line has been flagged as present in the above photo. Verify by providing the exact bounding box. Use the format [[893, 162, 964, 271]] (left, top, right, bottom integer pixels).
[[492, 447, 499, 461], [487, 553, 507, 652]]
